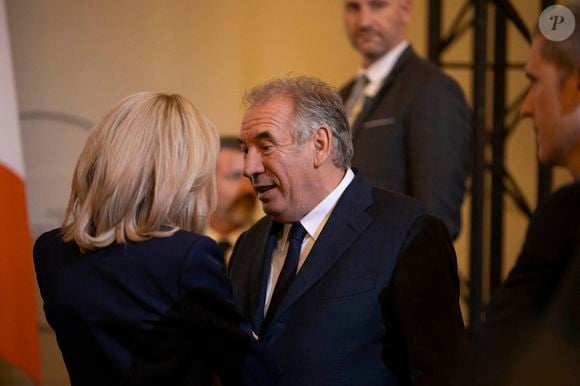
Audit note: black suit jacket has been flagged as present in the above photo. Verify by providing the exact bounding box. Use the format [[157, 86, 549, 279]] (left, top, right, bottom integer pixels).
[[34, 230, 279, 386], [456, 181, 580, 386], [340, 46, 471, 239], [229, 172, 464, 386]]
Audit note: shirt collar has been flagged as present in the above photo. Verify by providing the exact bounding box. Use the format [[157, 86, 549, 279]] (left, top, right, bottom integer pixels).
[[293, 168, 355, 242], [357, 40, 409, 97]]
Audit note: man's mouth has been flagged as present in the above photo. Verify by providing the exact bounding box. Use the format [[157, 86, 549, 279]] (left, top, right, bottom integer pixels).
[[356, 29, 380, 39], [253, 184, 276, 196]]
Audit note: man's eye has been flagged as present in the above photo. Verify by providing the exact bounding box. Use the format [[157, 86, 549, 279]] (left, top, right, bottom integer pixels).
[[260, 143, 274, 153], [369, 0, 388, 10], [345, 3, 359, 12]]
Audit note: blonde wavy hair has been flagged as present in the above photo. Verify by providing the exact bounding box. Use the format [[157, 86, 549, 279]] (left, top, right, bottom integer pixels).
[[62, 92, 219, 251]]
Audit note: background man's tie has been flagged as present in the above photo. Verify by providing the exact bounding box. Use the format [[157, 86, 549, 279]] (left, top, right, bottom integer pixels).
[[345, 74, 369, 126]]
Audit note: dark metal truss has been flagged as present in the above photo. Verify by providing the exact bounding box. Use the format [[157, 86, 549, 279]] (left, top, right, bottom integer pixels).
[[427, 0, 554, 327]]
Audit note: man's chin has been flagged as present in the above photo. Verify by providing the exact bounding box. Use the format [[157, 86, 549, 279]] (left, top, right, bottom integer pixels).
[[262, 205, 281, 222], [356, 46, 387, 64]]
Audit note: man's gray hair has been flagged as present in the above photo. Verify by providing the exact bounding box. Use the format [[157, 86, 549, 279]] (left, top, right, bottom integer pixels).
[[243, 76, 353, 168]]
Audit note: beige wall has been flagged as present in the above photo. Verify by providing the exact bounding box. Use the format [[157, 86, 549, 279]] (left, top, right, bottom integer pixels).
[[5, 1, 572, 385]]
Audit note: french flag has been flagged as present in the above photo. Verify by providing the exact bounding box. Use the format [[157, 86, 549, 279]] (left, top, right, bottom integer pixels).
[[0, 0, 40, 383]]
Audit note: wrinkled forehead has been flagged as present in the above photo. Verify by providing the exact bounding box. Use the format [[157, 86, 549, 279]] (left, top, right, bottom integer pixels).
[[240, 97, 297, 140]]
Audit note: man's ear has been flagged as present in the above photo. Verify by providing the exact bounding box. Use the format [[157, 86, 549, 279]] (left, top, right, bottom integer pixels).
[[401, 0, 413, 23], [313, 126, 332, 168]]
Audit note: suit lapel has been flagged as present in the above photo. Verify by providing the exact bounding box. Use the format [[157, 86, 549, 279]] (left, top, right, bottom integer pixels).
[[272, 172, 374, 321], [247, 218, 279, 330], [351, 46, 417, 140]]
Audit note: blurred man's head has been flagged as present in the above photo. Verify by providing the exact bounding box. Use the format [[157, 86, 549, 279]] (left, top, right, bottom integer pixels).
[[343, 0, 412, 67], [520, 1, 580, 178], [210, 137, 256, 234], [240, 77, 352, 223]]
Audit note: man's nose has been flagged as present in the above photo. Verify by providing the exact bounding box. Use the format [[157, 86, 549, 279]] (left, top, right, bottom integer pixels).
[[358, 5, 373, 27], [243, 148, 265, 179]]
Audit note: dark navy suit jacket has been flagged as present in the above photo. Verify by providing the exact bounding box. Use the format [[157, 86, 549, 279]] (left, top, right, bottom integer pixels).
[[34, 229, 279, 386], [229, 172, 464, 386]]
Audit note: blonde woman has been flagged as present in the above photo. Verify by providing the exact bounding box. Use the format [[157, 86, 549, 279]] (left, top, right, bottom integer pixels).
[[33, 93, 278, 386]]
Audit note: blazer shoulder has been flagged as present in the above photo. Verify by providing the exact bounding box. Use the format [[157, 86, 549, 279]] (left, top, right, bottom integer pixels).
[[157, 230, 222, 266], [369, 187, 431, 232], [372, 186, 427, 214], [163, 229, 212, 247], [542, 181, 580, 209], [522, 181, 580, 250], [529, 181, 580, 229], [402, 52, 464, 93], [402, 51, 443, 78], [175, 231, 230, 296], [34, 227, 63, 252], [33, 227, 79, 266]]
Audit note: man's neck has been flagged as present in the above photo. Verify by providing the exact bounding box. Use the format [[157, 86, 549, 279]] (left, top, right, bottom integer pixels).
[[293, 167, 348, 223], [318, 166, 348, 198], [565, 143, 580, 180], [361, 38, 408, 68], [296, 168, 354, 232], [359, 40, 410, 91]]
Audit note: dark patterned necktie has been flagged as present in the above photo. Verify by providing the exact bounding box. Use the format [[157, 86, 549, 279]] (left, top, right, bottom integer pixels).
[[345, 74, 370, 126], [260, 222, 307, 337]]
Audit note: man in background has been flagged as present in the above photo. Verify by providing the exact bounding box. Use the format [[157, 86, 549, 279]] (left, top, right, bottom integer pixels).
[[457, 2, 580, 385], [207, 136, 257, 263], [341, 0, 471, 239]]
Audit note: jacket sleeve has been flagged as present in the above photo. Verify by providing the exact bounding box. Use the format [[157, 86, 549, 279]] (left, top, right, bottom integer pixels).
[[382, 215, 464, 386], [407, 74, 471, 240], [180, 236, 279, 386]]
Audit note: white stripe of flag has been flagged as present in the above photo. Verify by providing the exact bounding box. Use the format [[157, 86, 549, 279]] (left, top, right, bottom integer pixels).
[[0, 0, 25, 180]]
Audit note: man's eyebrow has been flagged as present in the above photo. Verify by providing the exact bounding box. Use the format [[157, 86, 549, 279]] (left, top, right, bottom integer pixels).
[[254, 131, 275, 141], [240, 131, 276, 148]]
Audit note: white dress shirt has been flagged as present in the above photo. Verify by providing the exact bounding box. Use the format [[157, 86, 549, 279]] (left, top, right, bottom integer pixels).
[[264, 168, 355, 313]]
